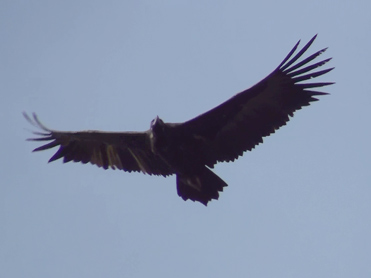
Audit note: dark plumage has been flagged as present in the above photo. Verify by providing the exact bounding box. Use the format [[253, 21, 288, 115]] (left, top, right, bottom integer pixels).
[[25, 35, 334, 205]]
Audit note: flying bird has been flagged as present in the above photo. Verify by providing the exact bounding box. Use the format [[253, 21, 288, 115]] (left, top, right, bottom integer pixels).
[[25, 35, 333, 206]]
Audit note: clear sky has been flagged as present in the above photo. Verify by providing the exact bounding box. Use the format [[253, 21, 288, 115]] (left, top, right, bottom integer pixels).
[[1, 1, 370, 277]]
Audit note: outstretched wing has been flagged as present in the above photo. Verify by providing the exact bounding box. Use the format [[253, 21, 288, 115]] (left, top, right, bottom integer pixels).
[[175, 35, 334, 167], [24, 113, 173, 176]]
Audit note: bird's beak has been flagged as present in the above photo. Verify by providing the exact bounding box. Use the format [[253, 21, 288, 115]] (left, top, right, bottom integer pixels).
[[154, 115, 160, 124]]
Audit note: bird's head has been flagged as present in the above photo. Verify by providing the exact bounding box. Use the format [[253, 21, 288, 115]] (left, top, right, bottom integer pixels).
[[149, 116, 166, 154], [150, 116, 165, 135]]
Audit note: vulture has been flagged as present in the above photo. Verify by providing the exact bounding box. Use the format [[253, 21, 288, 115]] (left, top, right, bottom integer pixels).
[[25, 35, 333, 206]]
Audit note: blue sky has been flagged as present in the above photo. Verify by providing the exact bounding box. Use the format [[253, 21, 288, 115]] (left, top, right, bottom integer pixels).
[[1, 1, 370, 277]]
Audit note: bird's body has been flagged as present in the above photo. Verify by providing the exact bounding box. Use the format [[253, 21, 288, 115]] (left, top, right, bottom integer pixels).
[[25, 35, 334, 205]]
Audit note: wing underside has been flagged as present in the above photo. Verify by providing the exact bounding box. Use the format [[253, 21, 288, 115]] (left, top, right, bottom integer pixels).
[[24, 113, 173, 176], [176, 35, 333, 166]]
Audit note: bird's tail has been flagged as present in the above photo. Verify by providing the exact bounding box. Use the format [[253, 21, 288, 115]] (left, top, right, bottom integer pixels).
[[176, 167, 227, 206]]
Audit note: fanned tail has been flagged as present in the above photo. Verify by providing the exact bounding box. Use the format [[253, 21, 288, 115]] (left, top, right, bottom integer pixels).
[[176, 167, 227, 206]]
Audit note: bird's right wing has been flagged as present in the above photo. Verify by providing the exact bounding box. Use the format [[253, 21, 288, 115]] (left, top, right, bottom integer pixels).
[[24, 113, 173, 176]]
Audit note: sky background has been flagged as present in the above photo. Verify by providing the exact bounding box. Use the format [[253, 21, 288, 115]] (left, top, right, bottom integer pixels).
[[1, 1, 370, 277]]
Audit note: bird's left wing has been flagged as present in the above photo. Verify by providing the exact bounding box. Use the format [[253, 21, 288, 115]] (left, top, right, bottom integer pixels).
[[172, 35, 334, 167], [24, 113, 173, 176]]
